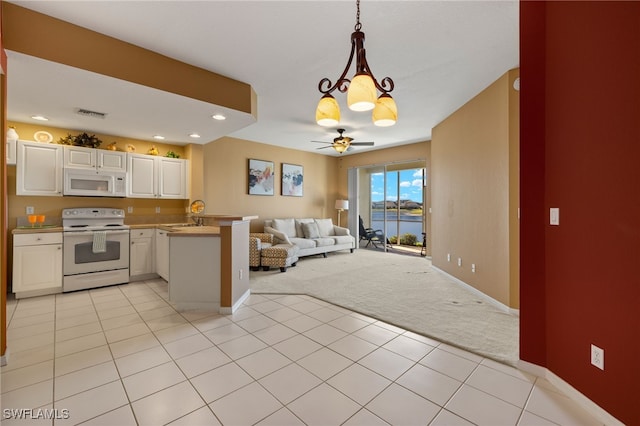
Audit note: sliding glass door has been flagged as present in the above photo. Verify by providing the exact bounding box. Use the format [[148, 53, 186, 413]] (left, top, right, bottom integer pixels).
[[366, 162, 427, 252]]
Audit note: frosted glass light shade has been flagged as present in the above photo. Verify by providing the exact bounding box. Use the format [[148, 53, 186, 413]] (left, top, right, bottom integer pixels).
[[333, 143, 349, 153], [347, 73, 376, 111], [373, 94, 398, 127], [316, 94, 341, 126]]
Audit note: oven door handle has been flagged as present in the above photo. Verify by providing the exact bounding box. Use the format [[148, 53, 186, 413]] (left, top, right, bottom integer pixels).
[[65, 230, 130, 236]]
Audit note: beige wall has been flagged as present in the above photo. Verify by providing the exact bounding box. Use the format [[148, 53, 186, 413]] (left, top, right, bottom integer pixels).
[[431, 69, 519, 308], [202, 137, 339, 232]]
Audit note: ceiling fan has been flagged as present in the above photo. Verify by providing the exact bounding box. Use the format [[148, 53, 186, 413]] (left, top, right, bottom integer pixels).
[[311, 128, 374, 154]]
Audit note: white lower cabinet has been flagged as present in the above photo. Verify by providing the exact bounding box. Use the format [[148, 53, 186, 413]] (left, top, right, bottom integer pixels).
[[13, 233, 63, 298], [155, 229, 170, 281], [130, 228, 155, 280]]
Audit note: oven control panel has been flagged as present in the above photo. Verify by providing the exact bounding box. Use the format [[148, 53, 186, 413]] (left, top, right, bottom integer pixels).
[[63, 208, 125, 219]]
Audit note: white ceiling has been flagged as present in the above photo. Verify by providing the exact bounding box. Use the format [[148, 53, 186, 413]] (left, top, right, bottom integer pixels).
[[6, 1, 519, 156]]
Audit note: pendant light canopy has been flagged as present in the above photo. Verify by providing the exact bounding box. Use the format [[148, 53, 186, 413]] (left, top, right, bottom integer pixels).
[[315, 0, 397, 127]]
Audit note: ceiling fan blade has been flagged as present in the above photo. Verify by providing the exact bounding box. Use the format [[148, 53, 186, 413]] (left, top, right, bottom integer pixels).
[[350, 142, 375, 146], [316, 145, 334, 150]]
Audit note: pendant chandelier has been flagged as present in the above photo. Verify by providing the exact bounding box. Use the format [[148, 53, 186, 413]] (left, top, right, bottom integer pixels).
[[315, 0, 397, 127]]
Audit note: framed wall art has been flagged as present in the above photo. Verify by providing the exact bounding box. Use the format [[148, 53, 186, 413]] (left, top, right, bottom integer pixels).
[[248, 159, 275, 195], [281, 163, 304, 197]]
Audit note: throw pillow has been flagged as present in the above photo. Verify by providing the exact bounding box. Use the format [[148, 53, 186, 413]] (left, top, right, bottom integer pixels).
[[315, 218, 335, 236], [302, 222, 320, 239], [294, 218, 315, 237], [265, 226, 291, 244], [272, 218, 297, 237]]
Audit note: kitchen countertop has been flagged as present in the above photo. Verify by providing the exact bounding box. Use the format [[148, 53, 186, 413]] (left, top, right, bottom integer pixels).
[[13, 215, 257, 235], [166, 226, 221, 237]]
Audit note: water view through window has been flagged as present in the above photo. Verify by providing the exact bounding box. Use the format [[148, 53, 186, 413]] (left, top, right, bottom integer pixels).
[[370, 168, 426, 245]]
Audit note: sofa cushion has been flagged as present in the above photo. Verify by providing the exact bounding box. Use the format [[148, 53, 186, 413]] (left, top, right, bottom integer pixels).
[[302, 222, 321, 239], [272, 218, 297, 238], [294, 218, 315, 238], [333, 235, 354, 245], [315, 218, 335, 236], [265, 226, 291, 244], [314, 237, 336, 247], [289, 237, 317, 249]]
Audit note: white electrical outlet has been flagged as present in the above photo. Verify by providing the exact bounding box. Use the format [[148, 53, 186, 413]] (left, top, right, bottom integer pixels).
[[447, 253, 451, 262], [155, 207, 161, 214], [26, 206, 35, 214], [591, 344, 604, 370], [127, 206, 133, 213], [471, 264, 476, 273], [239, 269, 243, 280], [457, 258, 462, 267]]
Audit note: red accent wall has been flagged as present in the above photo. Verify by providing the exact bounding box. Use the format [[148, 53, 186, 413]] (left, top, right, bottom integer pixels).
[[520, 2, 640, 424]]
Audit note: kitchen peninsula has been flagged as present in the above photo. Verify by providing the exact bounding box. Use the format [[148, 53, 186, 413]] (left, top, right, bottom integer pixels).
[[166, 215, 255, 313]]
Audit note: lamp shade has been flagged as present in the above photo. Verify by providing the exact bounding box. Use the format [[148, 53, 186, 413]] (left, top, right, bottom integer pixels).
[[335, 199, 349, 210], [316, 94, 341, 126], [373, 94, 398, 127], [347, 73, 377, 111]]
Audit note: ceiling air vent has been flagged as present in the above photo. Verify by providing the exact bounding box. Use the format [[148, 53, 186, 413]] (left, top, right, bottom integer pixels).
[[76, 108, 107, 119]]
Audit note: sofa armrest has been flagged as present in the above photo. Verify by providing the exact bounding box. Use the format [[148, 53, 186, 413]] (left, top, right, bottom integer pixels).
[[264, 226, 292, 244], [333, 225, 351, 236], [250, 232, 274, 244]]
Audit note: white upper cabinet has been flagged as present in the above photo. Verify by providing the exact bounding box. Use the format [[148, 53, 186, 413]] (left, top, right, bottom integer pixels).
[[158, 157, 188, 198], [98, 150, 127, 172], [64, 146, 126, 173], [6, 139, 18, 165], [127, 153, 156, 198], [127, 153, 188, 199], [16, 140, 63, 196]]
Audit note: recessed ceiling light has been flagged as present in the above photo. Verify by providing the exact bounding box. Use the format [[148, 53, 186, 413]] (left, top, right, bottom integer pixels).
[[211, 114, 226, 121], [153, 135, 165, 140], [189, 133, 201, 138], [31, 115, 49, 121]]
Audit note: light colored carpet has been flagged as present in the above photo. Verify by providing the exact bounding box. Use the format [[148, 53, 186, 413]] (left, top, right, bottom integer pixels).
[[250, 249, 519, 366]]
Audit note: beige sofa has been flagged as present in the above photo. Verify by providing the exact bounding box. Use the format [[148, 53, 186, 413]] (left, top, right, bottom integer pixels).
[[264, 218, 355, 258]]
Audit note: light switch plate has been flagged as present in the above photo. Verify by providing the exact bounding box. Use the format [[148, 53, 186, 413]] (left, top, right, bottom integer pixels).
[[550, 208, 560, 225]]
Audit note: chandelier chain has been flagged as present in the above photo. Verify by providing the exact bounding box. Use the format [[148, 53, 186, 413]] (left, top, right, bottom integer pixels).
[[354, 0, 362, 31]]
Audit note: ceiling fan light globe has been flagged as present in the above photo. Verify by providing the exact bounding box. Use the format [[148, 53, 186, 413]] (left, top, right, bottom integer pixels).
[[373, 94, 397, 127], [333, 143, 349, 153], [347, 73, 376, 111], [316, 94, 341, 126]]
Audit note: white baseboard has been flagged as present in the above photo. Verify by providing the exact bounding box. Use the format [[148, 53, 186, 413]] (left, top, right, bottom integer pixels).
[[518, 360, 624, 426], [219, 289, 251, 315], [430, 265, 518, 315]]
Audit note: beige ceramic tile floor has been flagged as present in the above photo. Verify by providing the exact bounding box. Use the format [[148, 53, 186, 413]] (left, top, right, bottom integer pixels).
[[2, 279, 603, 425]]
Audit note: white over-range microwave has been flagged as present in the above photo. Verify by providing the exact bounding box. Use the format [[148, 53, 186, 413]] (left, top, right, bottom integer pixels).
[[63, 168, 127, 197]]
